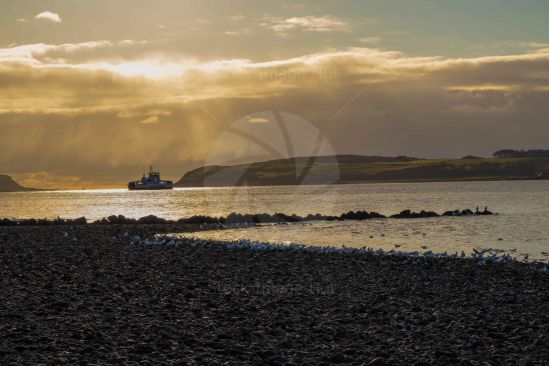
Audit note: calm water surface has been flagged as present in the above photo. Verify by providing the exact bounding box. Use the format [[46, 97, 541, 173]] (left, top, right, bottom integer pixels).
[[2, 181, 549, 258]]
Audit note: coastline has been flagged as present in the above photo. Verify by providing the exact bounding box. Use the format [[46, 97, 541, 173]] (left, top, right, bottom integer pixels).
[[175, 175, 549, 188], [1, 225, 548, 364], [1, 176, 546, 193]]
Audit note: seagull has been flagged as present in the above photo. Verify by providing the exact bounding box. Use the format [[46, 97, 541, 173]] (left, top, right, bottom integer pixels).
[[421, 245, 428, 250], [509, 248, 517, 252]]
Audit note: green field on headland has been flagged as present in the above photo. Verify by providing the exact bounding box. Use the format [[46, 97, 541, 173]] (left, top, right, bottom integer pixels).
[[176, 155, 549, 187]]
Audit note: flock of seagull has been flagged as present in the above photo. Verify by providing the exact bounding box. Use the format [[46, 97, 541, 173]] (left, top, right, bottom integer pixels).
[[128, 234, 549, 274]]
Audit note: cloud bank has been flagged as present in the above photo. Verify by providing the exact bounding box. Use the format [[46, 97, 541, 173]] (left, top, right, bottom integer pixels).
[[1, 40, 549, 188], [263, 16, 349, 35]]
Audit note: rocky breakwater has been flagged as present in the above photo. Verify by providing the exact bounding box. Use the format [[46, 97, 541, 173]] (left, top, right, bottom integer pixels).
[[0, 224, 547, 365], [0, 207, 493, 227]]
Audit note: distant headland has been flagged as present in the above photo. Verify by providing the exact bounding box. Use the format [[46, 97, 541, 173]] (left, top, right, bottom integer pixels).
[[0, 175, 39, 192], [176, 150, 549, 187]]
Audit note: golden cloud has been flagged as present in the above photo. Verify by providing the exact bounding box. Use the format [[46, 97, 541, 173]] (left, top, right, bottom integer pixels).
[[264, 16, 350, 35]]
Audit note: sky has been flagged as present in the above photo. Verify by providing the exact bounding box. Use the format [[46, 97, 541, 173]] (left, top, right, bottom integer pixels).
[[1, 0, 549, 188]]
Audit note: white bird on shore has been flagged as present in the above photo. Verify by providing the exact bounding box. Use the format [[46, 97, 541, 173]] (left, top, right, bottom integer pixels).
[[127, 232, 536, 271]]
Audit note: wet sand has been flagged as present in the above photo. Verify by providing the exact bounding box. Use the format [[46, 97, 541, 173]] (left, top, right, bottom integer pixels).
[[1, 225, 548, 365]]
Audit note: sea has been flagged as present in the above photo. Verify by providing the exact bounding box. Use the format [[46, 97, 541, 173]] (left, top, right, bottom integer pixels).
[[2, 180, 549, 259]]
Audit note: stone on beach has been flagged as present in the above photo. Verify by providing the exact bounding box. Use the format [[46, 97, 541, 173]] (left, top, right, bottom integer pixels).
[[0, 224, 547, 364]]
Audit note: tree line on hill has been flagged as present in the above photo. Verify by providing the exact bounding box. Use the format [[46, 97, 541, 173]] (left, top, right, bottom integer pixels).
[[492, 149, 549, 158]]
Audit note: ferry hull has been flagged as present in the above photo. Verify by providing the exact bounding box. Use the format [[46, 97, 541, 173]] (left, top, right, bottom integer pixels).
[[128, 183, 173, 191], [128, 186, 173, 191]]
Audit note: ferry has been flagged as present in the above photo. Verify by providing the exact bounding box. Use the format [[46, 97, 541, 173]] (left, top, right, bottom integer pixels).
[[128, 166, 174, 190]]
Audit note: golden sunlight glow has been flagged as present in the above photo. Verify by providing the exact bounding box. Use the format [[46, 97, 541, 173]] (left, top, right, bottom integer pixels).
[[94, 61, 185, 79]]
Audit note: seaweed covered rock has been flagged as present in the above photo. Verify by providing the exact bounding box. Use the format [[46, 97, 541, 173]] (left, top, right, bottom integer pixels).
[[178, 215, 222, 225], [106, 215, 136, 225], [391, 210, 439, 219], [136, 215, 170, 225]]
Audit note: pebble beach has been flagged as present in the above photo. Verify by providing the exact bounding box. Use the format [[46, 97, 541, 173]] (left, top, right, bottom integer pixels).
[[1, 224, 548, 365]]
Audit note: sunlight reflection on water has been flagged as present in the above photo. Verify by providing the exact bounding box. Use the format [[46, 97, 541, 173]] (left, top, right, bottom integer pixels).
[[2, 180, 549, 257]]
